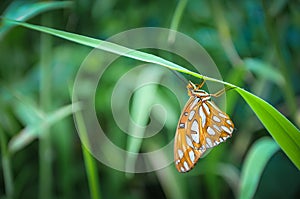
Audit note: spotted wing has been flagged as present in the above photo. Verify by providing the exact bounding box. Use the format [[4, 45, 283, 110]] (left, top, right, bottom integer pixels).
[[198, 100, 235, 149], [174, 97, 235, 173], [174, 96, 205, 173]]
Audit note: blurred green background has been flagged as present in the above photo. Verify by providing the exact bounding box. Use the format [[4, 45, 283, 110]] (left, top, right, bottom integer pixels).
[[0, 0, 300, 199]]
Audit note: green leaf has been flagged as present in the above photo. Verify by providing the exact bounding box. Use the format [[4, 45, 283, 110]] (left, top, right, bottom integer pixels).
[[239, 137, 279, 199], [3, 19, 208, 81], [125, 66, 163, 174], [236, 87, 300, 169], [8, 103, 81, 153], [0, 1, 73, 38], [82, 145, 102, 199]]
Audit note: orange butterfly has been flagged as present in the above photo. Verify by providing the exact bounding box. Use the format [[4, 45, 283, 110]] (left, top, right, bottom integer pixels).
[[174, 81, 234, 172]]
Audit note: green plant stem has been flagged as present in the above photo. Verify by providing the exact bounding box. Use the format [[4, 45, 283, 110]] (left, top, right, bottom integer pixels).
[[73, 97, 101, 199], [262, 1, 297, 119], [82, 146, 101, 199], [0, 129, 14, 199], [209, 0, 243, 68], [168, 0, 188, 43], [39, 14, 53, 199]]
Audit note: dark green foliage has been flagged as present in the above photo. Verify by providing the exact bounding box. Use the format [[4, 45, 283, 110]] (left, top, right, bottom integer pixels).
[[0, 1, 299, 199]]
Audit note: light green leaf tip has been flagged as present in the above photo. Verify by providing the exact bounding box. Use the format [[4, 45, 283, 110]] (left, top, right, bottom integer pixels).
[[236, 87, 300, 169], [239, 137, 279, 199]]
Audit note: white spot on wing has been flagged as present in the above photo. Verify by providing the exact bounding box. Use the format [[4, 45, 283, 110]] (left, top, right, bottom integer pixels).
[[202, 103, 210, 115], [190, 98, 200, 110], [189, 150, 195, 163], [180, 167, 185, 172], [191, 120, 199, 133], [189, 110, 195, 121], [219, 112, 227, 118], [226, 120, 232, 125], [191, 133, 199, 144], [207, 101, 221, 112], [186, 135, 193, 148], [206, 138, 213, 148], [213, 124, 221, 132], [191, 120, 200, 143], [178, 149, 183, 159], [213, 116, 221, 122], [200, 146, 205, 152], [221, 125, 232, 134], [199, 106, 206, 127], [207, 127, 216, 135], [183, 161, 189, 170]]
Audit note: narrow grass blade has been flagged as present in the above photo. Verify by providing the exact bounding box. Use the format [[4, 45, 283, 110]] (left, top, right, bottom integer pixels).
[[236, 87, 300, 169], [3, 19, 240, 87], [125, 66, 163, 175], [82, 145, 101, 199], [168, 0, 188, 42], [8, 103, 81, 153], [238, 137, 279, 199], [0, 129, 14, 199], [74, 98, 101, 199], [3, 19, 202, 79], [0, 1, 73, 38]]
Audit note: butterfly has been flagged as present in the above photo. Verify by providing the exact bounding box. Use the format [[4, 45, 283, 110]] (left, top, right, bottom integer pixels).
[[174, 81, 234, 172]]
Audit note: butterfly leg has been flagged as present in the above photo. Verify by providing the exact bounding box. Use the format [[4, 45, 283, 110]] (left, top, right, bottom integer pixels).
[[210, 86, 235, 97], [196, 79, 206, 89], [210, 88, 225, 97]]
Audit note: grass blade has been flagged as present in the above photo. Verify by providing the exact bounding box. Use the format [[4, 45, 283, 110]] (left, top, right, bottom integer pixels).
[[125, 67, 163, 175], [82, 145, 101, 199], [3, 19, 209, 81], [8, 103, 81, 153], [168, 0, 188, 42], [239, 137, 279, 199], [74, 98, 101, 199], [236, 87, 300, 169], [0, 129, 14, 199], [0, 1, 72, 38]]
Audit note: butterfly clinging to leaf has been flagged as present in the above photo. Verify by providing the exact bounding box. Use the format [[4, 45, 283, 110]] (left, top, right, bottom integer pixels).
[[174, 81, 234, 172]]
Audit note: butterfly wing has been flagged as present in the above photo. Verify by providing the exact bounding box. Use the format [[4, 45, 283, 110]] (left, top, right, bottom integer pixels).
[[174, 96, 205, 172], [200, 100, 235, 148], [174, 96, 235, 173]]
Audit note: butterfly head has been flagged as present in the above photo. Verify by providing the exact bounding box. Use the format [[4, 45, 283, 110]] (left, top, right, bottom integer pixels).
[[187, 81, 210, 100], [187, 81, 197, 96]]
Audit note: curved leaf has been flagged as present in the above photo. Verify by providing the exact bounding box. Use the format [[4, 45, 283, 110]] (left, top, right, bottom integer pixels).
[[239, 137, 279, 199], [236, 87, 300, 169]]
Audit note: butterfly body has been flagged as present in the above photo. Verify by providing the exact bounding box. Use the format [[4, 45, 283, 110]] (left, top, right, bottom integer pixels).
[[174, 81, 234, 173]]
